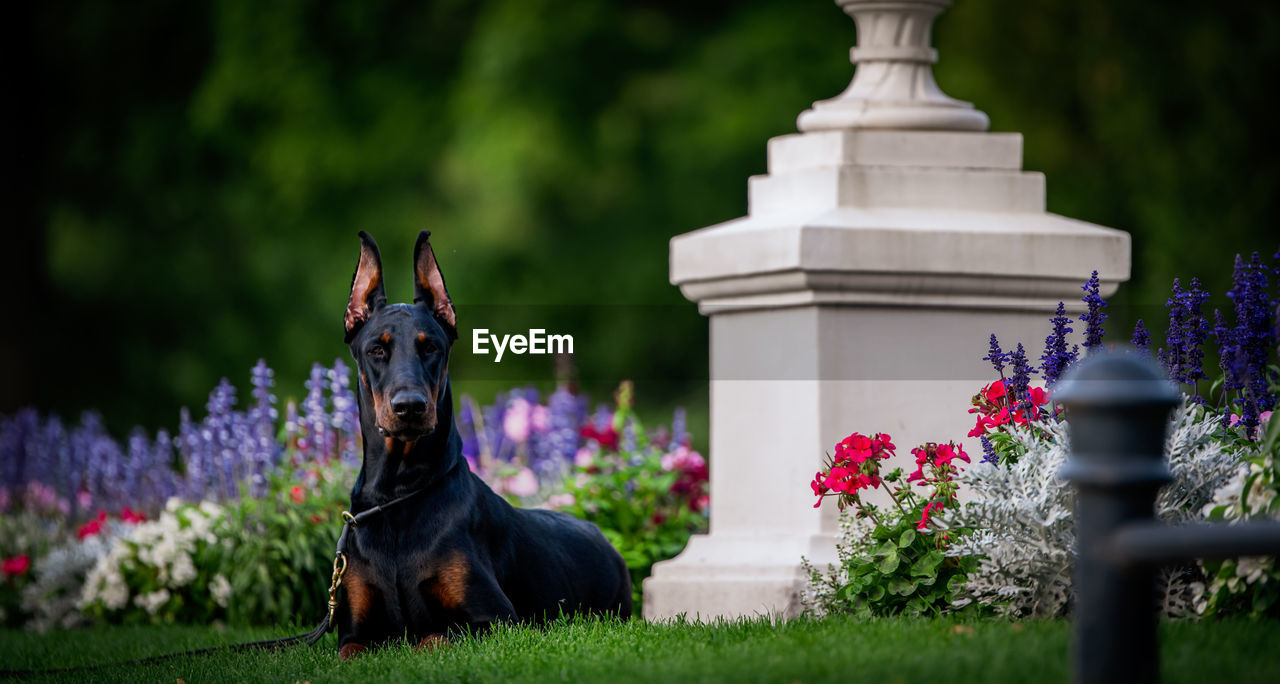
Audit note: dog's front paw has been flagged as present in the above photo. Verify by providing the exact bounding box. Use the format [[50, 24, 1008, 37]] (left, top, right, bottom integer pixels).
[[415, 634, 450, 652], [339, 642, 368, 661]]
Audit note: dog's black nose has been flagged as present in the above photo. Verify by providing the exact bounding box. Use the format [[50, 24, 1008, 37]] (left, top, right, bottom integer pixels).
[[391, 391, 428, 419]]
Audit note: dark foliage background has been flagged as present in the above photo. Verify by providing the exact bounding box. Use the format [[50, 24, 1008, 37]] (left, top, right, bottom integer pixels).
[[5, 0, 1277, 434]]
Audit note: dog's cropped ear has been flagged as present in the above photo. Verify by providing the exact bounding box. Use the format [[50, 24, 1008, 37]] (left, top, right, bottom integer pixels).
[[344, 231, 387, 343], [412, 230, 457, 338]]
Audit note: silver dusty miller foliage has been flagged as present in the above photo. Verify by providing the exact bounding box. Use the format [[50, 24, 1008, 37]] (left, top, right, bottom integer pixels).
[[945, 399, 1239, 618]]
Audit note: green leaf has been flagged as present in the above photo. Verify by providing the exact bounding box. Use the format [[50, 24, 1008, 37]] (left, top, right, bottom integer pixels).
[[887, 576, 913, 596], [871, 540, 897, 558], [898, 529, 917, 548], [876, 552, 901, 574], [910, 549, 945, 577]]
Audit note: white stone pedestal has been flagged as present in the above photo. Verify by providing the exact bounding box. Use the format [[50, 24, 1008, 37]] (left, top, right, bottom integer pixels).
[[642, 0, 1130, 621]]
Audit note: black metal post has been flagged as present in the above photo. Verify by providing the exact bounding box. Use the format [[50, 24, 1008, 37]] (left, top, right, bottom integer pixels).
[[1056, 354, 1181, 684]]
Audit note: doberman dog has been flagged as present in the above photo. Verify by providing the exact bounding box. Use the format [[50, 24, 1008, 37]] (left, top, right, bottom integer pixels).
[[335, 231, 631, 659]]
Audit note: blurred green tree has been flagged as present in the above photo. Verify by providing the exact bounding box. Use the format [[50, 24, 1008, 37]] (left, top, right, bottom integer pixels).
[[6, 0, 1277, 433]]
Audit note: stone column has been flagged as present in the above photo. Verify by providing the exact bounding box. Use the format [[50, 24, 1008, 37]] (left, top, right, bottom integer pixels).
[[642, 0, 1130, 621]]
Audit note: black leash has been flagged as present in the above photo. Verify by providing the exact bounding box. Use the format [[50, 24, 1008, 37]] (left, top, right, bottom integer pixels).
[[0, 485, 433, 679]]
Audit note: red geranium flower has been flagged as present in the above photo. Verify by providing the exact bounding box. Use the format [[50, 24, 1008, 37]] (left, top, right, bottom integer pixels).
[[916, 501, 944, 531], [120, 507, 147, 524], [2, 554, 30, 577], [579, 424, 619, 451], [290, 485, 307, 505], [77, 510, 109, 540]]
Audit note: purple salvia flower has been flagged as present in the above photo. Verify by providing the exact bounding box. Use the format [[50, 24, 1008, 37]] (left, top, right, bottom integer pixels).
[[671, 407, 688, 448], [621, 419, 637, 453], [543, 384, 584, 466], [457, 396, 480, 468], [284, 398, 300, 463], [980, 436, 998, 465], [1212, 308, 1240, 407], [1182, 278, 1210, 391], [125, 429, 151, 509], [302, 363, 330, 461], [1226, 253, 1276, 437], [205, 378, 239, 499], [983, 334, 1009, 378], [1130, 319, 1151, 355], [249, 359, 277, 425], [1160, 278, 1209, 398], [592, 404, 612, 431], [1158, 279, 1187, 382], [517, 387, 541, 405], [481, 392, 509, 462], [177, 406, 204, 500], [1008, 343, 1037, 417], [76, 412, 123, 515], [1079, 271, 1108, 353], [1040, 302, 1077, 387], [152, 428, 177, 506], [247, 360, 281, 497], [0, 411, 36, 492], [329, 359, 360, 466]]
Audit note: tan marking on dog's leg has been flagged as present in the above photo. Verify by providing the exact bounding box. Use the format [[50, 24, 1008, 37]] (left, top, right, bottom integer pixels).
[[415, 634, 450, 652], [339, 642, 367, 660], [344, 570, 375, 625], [385, 436, 399, 455], [430, 551, 469, 611], [402, 440, 415, 453]]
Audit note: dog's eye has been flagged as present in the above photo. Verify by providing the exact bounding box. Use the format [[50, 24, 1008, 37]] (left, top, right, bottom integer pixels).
[[367, 345, 387, 360]]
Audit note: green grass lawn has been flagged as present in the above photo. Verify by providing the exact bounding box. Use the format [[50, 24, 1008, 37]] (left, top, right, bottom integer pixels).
[[1, 615, 1276, 683]]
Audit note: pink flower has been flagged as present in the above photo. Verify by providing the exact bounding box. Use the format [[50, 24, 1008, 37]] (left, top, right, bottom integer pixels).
[[661, 446, 706, 473], [290, 485, 306, 505], [2, 554, 30, 577], [547, 493, 575, 509], [120, 507, 147, 524], [531, 405, 551, 434], [574, 447, 595, 469], [505, 468, 539, 497], [984, 380, 1007, 403], [503, 398, 532, 443]]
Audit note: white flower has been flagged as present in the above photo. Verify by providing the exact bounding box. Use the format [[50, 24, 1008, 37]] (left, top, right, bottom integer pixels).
[[134, 589, 171, 615], [1236, 556, 1271, 584], [169, 552, 197, 587], [209, 574, 232, 607]]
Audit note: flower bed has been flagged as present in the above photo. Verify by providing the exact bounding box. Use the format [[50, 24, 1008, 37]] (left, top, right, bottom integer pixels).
[[806, 252, 1280, 620], [0, 363, 705, 628]]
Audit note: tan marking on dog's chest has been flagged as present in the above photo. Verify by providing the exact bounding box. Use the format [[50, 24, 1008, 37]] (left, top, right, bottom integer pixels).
[[429, 551, 469, 611]]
